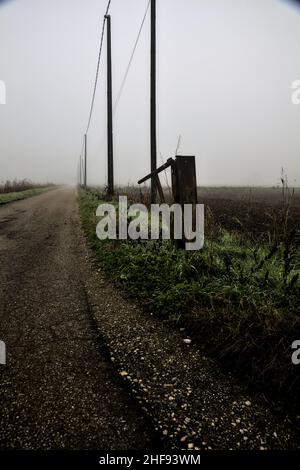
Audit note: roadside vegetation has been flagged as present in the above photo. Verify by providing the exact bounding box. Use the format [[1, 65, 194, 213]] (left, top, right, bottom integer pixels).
[[0, 180, 55, 204], [79, 186, 300, 417], [0, 179, 54, 193]]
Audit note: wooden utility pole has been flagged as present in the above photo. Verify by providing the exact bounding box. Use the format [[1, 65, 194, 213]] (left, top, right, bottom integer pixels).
[[150, 0, 157, 203], [79, 156, 82, 186], [84, 133, 87, 188], [105, 14, 114, 197], [81, 157, 84, 187]]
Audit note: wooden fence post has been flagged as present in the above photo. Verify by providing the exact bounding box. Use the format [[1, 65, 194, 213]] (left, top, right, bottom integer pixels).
[[171, 156, 198, 247]]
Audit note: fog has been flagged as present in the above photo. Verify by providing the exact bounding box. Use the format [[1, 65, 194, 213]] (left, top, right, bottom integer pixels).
[[0, 0, 300, 187]]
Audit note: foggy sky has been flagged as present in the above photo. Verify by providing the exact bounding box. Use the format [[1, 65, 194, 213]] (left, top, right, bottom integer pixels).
[[0, 0, 300, 187]]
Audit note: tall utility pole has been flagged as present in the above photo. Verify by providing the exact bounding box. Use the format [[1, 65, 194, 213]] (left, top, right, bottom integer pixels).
[[84, 133, 87, 188], [79, 156, 82, 186], [81, 157, 84, 187], [105, 14, 114, 197], [150, 0, 157, 203]]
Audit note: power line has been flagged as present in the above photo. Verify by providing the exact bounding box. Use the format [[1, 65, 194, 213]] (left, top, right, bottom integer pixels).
[[95, 0, 151, 155], [113, 0, 150, 114], [79, 0, 149, 184], [79, 0, 112, 181], [85, 0, 112, 136], [79, 134, 85, 157]]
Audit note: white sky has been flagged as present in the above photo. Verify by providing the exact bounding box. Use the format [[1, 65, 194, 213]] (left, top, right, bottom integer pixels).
[[0, 0, 300, 186]]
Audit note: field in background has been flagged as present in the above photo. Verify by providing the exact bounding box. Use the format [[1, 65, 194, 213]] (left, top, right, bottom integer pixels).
[[0, 179, 55, 194], [199, 186, 300, 240], [0, 185, 55, 205], [90, 184, 300, 242], [80, 186, 300, 419]]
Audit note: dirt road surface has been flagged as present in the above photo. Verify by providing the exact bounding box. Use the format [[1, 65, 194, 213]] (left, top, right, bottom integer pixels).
[[0, 187, 155, 449]]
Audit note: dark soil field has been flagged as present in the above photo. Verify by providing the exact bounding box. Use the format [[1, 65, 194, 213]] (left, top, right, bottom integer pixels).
[[199, 187, 300, 240]]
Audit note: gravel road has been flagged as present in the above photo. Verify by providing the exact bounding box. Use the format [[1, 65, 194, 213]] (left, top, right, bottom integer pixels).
[[0, 187, 156, 449], [1, 186, 298, 452]]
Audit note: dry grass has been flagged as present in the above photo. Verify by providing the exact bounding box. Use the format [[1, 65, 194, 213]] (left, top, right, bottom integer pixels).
[[0, 179, 53, 194]]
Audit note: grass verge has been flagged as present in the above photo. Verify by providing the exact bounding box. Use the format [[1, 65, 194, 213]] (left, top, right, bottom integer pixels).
[[0, 187, 54, 205], [79, 188, 300, 417]]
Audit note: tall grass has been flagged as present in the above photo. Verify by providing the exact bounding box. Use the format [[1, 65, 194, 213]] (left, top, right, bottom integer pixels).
[[0, 179, 53, 194]]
